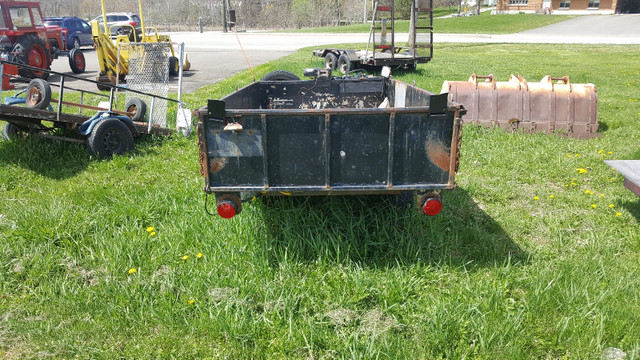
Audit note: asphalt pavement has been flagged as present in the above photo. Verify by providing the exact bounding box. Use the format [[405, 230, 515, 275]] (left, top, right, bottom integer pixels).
[[49, 14, 640, 94]]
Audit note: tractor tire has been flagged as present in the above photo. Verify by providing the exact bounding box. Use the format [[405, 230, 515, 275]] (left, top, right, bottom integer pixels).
[[337, 54, 353, 75], [169, 56, 179, 76], [25, 78, 52, 110], [86, 118, 135, 158], [68, 48, 86, 74], [12, 35, 51, 79], [125, 98, 147, 122], [324, 53, 338, 70], [261, 70, 300, 81], [1, 122, 28, 141]]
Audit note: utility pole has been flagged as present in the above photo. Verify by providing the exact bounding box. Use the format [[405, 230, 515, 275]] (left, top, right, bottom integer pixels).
[[222, 0, 228, 33], [364, 0, 367, 23]]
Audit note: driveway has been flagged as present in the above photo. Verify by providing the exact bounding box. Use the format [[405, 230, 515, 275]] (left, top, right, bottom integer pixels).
[[49, 14, 640, 94]]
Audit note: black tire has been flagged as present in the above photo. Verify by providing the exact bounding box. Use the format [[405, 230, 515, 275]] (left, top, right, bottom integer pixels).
[[337, 54, 353, 75], [169, 56, 179, 76], [12, 35, 51, 79], [73, 37, 81, 49], [125, 98, 147, 122], [2, 123, 26, 141], [261, 70, 300, 81], [68, 48, 86, 74], [324, 53, 338, 70], [86, 118, 135, 158], [25, 78, 52, 110]]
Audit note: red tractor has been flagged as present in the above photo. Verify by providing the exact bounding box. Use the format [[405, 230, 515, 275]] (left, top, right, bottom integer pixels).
[[0, 0, 85, 81]]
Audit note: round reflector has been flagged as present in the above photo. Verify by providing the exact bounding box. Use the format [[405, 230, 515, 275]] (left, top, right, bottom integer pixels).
[[217, 201, 237, 219], [422, 198, 443, 216]]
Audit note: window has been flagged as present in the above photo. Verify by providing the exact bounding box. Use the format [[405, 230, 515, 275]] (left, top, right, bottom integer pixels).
[[588, 0, 599, 8], [559, 0, 570, 8], [9, 7, 33, 28], [509, 0, 528, 5]]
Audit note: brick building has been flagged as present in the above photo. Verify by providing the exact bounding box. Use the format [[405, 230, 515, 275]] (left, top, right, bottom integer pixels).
[[496, 0, 621, 13]]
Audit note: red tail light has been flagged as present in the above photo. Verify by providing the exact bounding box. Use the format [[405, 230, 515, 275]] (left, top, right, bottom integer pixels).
[[217, 201, 237, 219], [421, 197, 443, 216], [130, 22, 138, 26]]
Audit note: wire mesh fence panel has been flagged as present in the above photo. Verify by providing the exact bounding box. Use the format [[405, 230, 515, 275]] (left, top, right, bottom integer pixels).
[[120, 42, 171, 128]]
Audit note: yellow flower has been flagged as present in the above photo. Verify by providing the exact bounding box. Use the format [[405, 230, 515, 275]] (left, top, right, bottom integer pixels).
[[600, 194, 604, 197], [571, 182, 577, 186], [146, 226, 154, 232], [608, 151, 612, 155], [616, 212, 622, 216], [534, 196, 539, 200], [577, 168, 587, 174], [150, 231, 156, 236], [182, 255, 189, 260], [610, 177, 615, 181], [598, 149, 604, 154], [609, 204, 615, 208], [585, 190, 592, 194], [188, 299, 195, 305], [196, 253, 203, 258], [549, 195, 554, 199], [591, 204, 597, 208], [128, 268, 136, 274]]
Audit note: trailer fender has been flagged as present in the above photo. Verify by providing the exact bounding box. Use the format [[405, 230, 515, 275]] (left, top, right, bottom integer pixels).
[[79, 112, 139, 137]]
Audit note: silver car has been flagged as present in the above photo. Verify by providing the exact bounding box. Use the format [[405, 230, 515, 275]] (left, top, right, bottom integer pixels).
[[92, 13, 141, 36]]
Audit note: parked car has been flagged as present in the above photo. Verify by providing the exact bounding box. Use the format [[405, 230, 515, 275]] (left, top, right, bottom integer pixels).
[[91, 13, 141, 36], [44, 17, 92, 49]]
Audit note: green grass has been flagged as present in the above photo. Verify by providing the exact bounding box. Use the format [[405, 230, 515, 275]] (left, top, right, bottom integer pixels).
[[278, 11, 573, 34], [1, 43, 640, 359]]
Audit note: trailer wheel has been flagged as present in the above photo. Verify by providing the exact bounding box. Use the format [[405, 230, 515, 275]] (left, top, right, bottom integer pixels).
[[125, 98, 147, 122], [261, 70, 300, 81], [337, 54, 353, 75], [324, 53, 338, 70], [12, 35, 50, 79], [68, 48, 86, 74], [87, 119, 135, 158], [1, 123, 28, 141], [25, 79, 52, 110], [169, 56, 179, 76]]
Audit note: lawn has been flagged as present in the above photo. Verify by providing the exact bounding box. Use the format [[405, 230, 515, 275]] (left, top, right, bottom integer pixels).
[[1, 42, 640, 359], [279, 11, 573, 34]]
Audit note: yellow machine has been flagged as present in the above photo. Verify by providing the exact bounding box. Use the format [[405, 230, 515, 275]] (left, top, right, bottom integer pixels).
[[92, 0, 190, 91]]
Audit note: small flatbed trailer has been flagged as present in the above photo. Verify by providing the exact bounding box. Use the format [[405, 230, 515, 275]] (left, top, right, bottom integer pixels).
[[606, 160, 640, 198], [313, 0, 433, 74], [196, 70, 465, 219], [0, 60, 179, 157]]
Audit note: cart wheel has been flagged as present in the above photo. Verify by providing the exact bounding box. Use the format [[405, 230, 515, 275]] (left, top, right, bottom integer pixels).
[[169, 56, 179, 76], [25, 78, 52, 110], [1, 122, 28, 140], [324, 53, 338, 70], [68, 48, 86, 74], [337, 54, 353, 75], [87, 118, 135, 158], [125, 98, 147, 122], [261, 70, 300, 81]]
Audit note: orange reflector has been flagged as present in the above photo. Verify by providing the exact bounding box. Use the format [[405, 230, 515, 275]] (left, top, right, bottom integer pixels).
[[217, 201, 237, 219], [422, 198, 442, 216]]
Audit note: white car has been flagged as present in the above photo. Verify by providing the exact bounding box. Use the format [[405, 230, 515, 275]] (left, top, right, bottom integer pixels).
[[92, 13, 141, 36]]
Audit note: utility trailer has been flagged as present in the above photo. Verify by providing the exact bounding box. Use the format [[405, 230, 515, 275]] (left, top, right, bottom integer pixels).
[[0, 60, 179, 157], [313, 0, 433, 75], [196, 70, 465, 219]]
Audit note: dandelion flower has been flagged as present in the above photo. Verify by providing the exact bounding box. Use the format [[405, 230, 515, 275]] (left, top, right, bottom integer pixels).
[[182, 255, 189, 260], [196, 253, 203, 258], [128, 268, 137, 274], [608, 151, 612, 155], [534, 196, 539, 200], [150, 231, 156, 236], [188, 299, 195, 305], [585, 190, 592, 194], [571, 182, 577, 186], [610, 177, 615, 181], [146, 226, 154, 232], [616, 212, 622, 216], [591, 204, 597, 209], [549, 195, 555, 199], [577, 168, 587, 174], [609, 204, 615, 208], [600, 194, 604, 197], [598, 149, 604, 154]]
